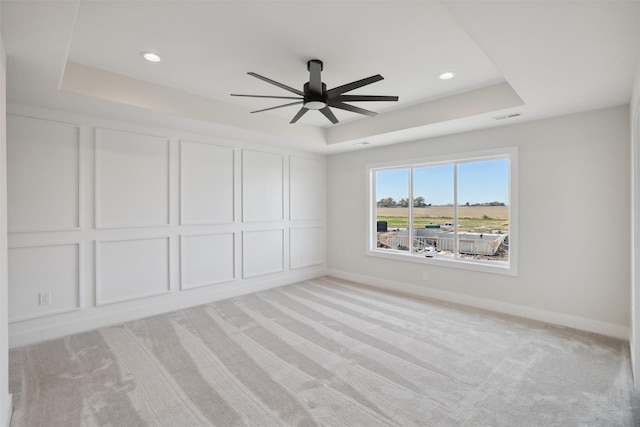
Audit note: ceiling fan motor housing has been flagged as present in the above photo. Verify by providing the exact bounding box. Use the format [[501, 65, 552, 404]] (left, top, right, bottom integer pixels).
[[303, 82, 327, 110]]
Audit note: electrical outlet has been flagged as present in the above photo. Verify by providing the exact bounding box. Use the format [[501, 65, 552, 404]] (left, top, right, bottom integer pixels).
[[422, 272, 429, 281], [39, 292, 51, 306]]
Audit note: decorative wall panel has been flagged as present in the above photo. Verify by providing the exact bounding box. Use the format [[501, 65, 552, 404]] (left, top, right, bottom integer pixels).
[[242, 150, 283, 222], [8, 243, 81, 322], [7, 116, 80, 231], [180, 233, 235, 290], [242, 229, 284, 278], [180, 140, 234, 225], [95, 128, 170, 228], [6, 107, 327, 348], [290, 226, 324, 269], [96, 237, 170, 305], [290, 156, 325, 221]]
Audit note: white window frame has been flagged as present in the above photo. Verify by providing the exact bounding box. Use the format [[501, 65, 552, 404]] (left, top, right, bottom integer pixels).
[[367, 147, 518, 276]]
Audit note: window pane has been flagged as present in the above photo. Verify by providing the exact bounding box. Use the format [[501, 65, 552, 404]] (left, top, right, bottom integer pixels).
[[375, 168, 409, 252], [413, 165, 454, 257], [368, 149, 516, 275], [457, 159, 509, 262]]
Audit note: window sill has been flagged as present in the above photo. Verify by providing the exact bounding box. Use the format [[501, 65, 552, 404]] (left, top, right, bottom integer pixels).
[[366, 248, 517, 276]]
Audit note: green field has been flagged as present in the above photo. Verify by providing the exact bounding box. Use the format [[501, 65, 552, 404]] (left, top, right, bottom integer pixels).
[[377, 216, 508, 232], [377, 206, 509, 232]]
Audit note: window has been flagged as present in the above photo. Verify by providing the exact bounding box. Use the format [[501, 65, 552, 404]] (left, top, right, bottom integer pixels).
[[368, 148, 517, 275]]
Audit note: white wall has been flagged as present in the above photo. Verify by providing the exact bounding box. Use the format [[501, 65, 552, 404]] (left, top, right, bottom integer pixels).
[[630, 51, 640, 388], [0, 19, 12, 427], [327, 106, 630, 339], [6, 105, 326, 347]]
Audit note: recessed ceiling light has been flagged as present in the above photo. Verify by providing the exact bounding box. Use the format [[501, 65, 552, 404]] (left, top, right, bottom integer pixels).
[[438, 71, 455, 80], [141, 51, 161, 62]]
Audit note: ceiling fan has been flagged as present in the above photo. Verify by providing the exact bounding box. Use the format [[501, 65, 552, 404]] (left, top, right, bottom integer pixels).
[[231, 59, 399, 124]]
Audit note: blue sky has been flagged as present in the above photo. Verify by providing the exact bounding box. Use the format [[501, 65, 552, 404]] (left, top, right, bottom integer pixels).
[[376, 159, 509, 206]]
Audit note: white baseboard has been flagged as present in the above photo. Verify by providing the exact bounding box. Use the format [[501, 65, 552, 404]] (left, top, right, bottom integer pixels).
[[12, 267, 629, 348], [9, 269, 325, 348], [327, 269, 630, 341]]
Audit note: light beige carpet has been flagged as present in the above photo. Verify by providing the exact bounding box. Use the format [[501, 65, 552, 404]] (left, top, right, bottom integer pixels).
[[8, 276, 640, 426]]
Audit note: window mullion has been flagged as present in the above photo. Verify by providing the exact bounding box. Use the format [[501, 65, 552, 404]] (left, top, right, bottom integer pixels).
[[408, 166, 414, 254], [371, 169, 376, 251], [453, 163, 458, 258]]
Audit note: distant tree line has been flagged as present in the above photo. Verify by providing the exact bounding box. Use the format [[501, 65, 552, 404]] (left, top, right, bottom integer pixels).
[[463, 201, 506, 206], [377, 197, 429, 208], [377, 197, 505, 207]]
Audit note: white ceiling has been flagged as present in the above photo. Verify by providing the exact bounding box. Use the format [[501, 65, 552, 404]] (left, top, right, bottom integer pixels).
[[1, 1, 639, 153]]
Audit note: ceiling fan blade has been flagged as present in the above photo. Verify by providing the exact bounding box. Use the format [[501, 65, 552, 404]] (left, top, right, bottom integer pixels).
[[250, 101, 303, 114], [231, 94, 303, 100], [330, 95, 398, 102], [290, 107, 309, 123], [247, 72, 304, 96], [329, 102, 377, 117], [326, 75, 384, 97], [308, 60, 323, 95], [320, 107, 339, 124]]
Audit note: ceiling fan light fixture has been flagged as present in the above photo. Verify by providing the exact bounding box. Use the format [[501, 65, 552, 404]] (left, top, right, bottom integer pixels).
[[141, 51, 162, 62], [303, 100, 327, 110]]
